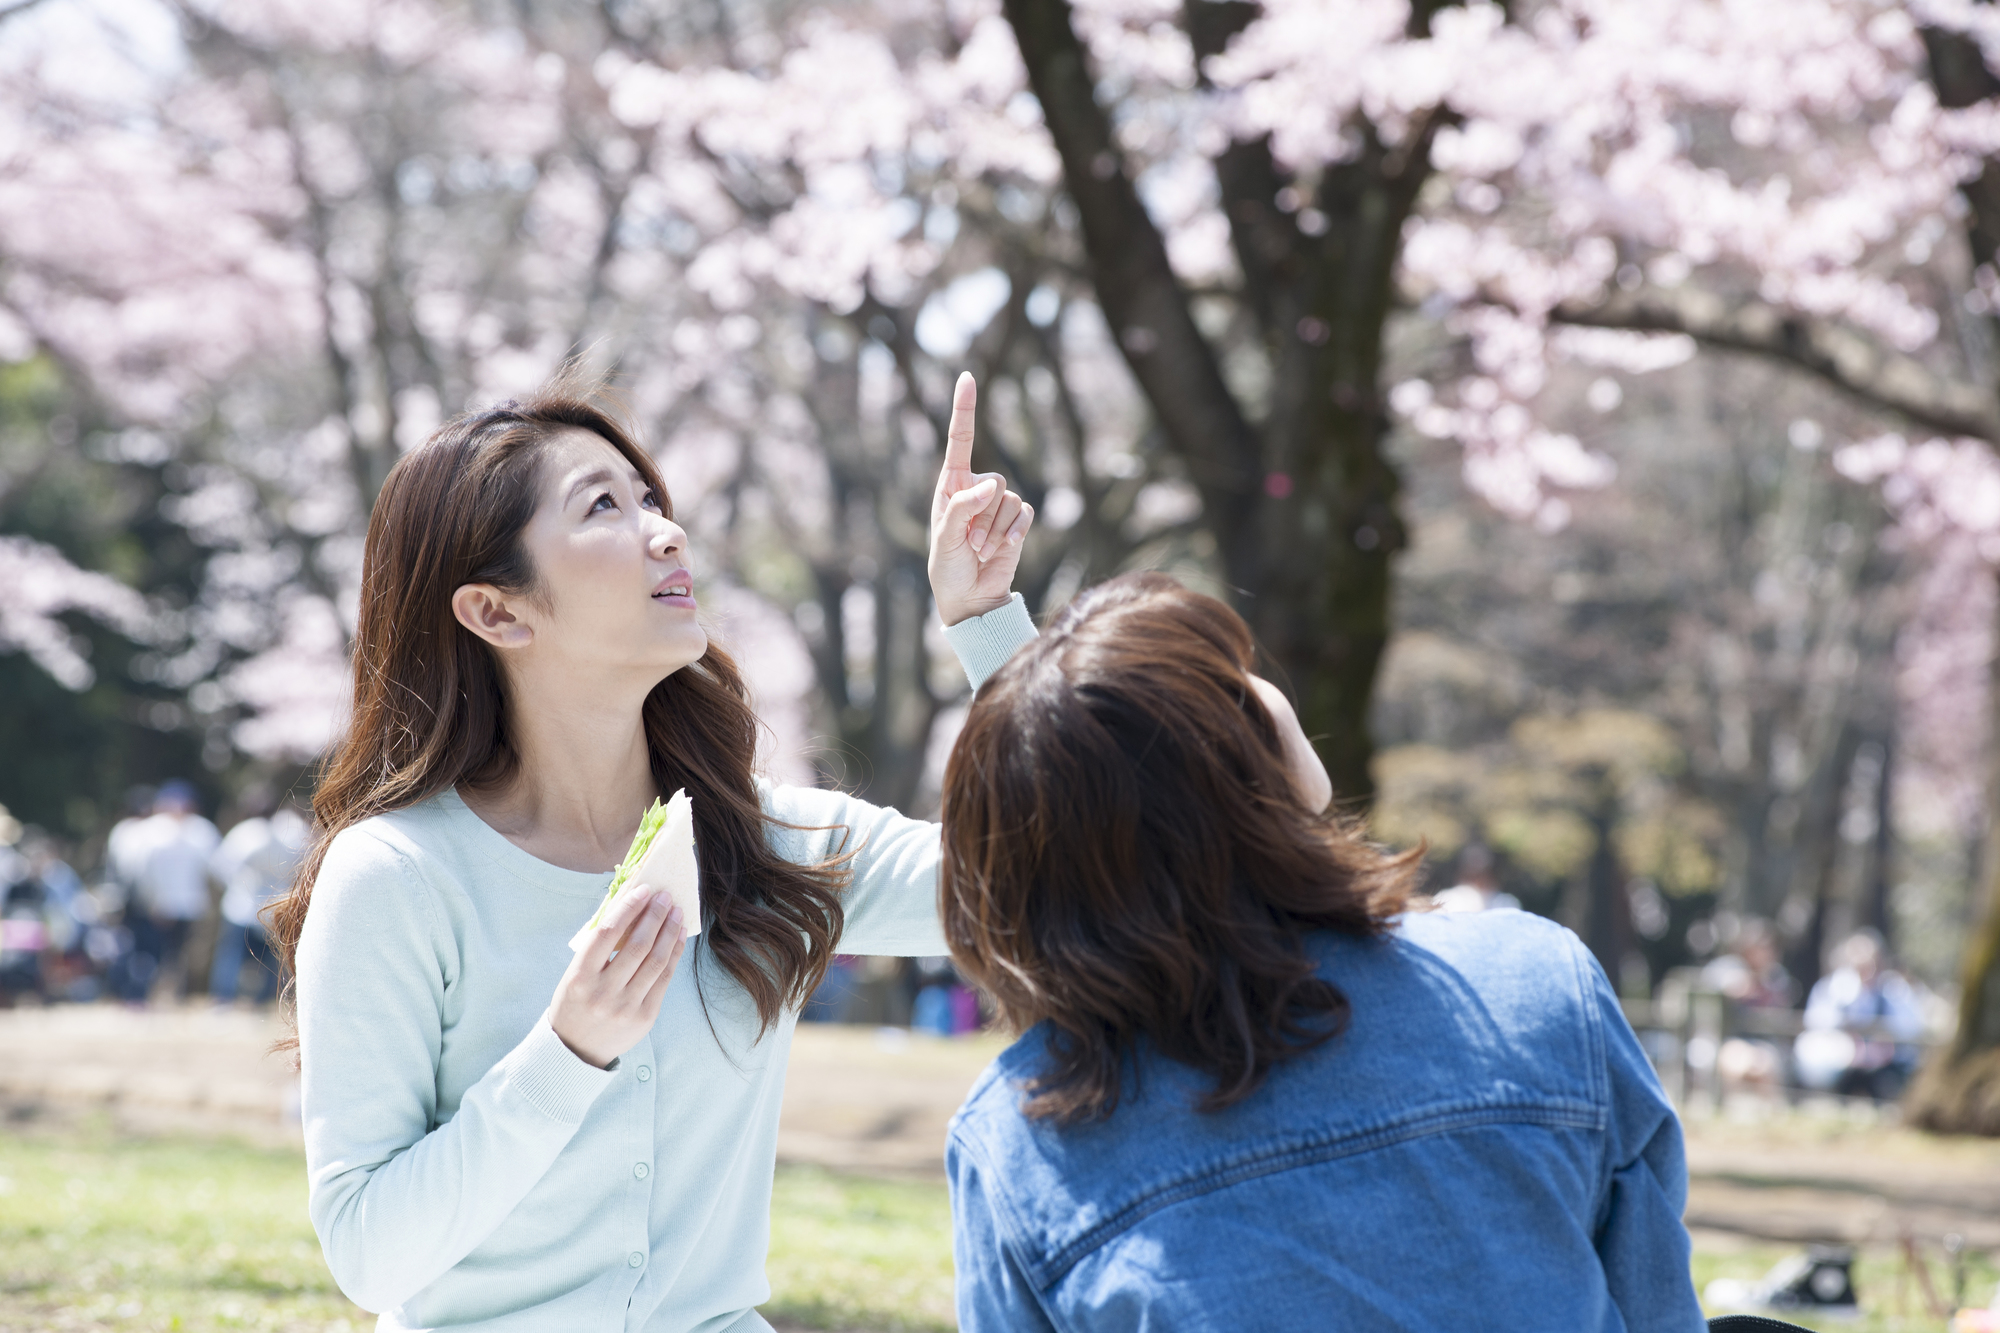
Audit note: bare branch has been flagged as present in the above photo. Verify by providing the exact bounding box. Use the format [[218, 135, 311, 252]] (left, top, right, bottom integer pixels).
[[1551, 289, 2000, 443], [853, 292, 950, 450]]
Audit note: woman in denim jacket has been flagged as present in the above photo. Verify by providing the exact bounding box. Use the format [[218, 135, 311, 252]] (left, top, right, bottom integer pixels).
[[938, 573, 1706, 1331]]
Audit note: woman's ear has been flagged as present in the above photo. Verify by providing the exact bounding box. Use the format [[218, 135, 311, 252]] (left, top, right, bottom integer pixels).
[[451, 584, 534, 651], [1247, 675, 1334, 814]]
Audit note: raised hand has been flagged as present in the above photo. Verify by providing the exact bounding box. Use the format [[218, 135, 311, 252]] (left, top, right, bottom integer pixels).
[[929, 373, 1035, 626]]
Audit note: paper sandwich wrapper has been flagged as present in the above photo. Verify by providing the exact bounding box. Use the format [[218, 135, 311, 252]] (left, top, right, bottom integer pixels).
[[568, 788, 701, 952]]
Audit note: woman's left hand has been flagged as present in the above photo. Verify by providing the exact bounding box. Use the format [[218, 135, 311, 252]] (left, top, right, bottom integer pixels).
[[929, 373, 1035, 626]]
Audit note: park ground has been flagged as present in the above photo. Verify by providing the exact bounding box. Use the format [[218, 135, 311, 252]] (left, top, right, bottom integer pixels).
[[2, 1007, 2000, 1331]]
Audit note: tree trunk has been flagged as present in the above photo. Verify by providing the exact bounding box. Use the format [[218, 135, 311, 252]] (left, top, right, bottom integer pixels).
[[1864, 733, 1895, 945], [859, 557, 944, 812], [1242, 125, 1426, 807], [1908, 570, 2000, 1132], [1904, 26, 2000, 1133], [1002, 0, 1447, 804], [794, 316, 945, 810], [1574, 787, 1632, 985], [1782, 724, 1863, 997]]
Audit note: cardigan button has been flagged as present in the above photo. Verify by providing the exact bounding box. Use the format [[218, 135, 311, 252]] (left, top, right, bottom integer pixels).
[[627, 1251, 645, 1268], [636, 1066, 652, 1082], [634, 1162, 650, 1180]]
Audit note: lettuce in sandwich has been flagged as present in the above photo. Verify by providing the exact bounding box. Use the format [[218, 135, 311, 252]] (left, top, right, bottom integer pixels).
[[569, 788, 701, 951]]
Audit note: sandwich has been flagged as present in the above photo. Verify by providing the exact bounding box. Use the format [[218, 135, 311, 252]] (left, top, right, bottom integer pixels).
[[568, 787, 701, 952]]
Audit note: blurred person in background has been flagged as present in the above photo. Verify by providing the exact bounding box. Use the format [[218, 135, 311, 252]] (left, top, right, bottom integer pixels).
[[20, 832, 94, 1001], [830, 954, 918, 1026], [1701, 918, 1797, 1009], [911, 956, 981, 1036], [1430, 842, 1519, 914], [0, 824, 92, 1003], [209, 792, 308, 1005], [99, 785, 157, 1001], [938, 574, 1704, 1331], [1701, 918, 1797, 1093], [0, 808, 39, 1004], [1794, 929, 1926, 1101], [102, 785, 156, 913], [132, 779, 220, 1002], [801, 954, 861, 1022]]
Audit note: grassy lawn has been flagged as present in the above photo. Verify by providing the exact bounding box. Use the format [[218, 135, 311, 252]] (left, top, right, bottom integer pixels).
[[4, 1116, 1994, 1332], [0, 1116, 362, 1332], [764, 1168, 953, 1332], [1694, 1241, 2000, 1331], [0, 1117, 952, 1333]]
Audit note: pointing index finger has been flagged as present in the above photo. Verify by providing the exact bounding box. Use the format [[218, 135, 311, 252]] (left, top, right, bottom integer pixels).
[[942, 372, 977, 474]]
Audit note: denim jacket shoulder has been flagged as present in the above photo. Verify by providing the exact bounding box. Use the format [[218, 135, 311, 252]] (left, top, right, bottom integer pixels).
[[947, 910, 1614, 1291]]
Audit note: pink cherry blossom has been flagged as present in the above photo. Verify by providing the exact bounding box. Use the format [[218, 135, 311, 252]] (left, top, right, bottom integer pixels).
[[0, 537, 155, 691], [3, 0, 1997, 817]]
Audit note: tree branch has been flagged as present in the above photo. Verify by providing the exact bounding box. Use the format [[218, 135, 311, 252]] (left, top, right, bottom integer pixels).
[[1002, 0, 1260, 540], [1183, 1, 1298, 341], [1924, 25, 2000, 272], [1550, 289, 2000, 443], [853, 291, 951, 453]]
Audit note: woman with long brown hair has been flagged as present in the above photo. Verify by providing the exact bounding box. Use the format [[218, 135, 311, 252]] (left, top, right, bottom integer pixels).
[[938, 573, 1705, 1330], [271, 369, 1034, 1331]]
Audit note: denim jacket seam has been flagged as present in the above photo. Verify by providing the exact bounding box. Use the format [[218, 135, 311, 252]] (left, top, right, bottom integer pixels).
[[1029, 1099, 1604, 1287], [1573, 936, 1609, 1109], [1571, 934, 1621, 1234], [955, 1127, 1075, 1331]]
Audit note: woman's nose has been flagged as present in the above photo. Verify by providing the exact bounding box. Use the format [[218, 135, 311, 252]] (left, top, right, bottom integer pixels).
[[648, 517, 688, 559]]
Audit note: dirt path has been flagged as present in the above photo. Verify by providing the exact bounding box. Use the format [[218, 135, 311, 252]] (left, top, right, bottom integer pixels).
[[7, 1002, 2000, 1252], [1682, 1114, 2000, 1250], [774, 1024, 1005, 1176], [0, 1003, 1004, 1169]]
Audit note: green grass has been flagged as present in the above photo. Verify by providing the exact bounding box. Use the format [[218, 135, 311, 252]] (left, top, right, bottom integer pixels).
[[764, 1168, 954, 1332], [0, 1118, 952, 1333], [6, 1118, 1992, 1332], [1695, 1240, 2000, 1331], [0, 1116, 363, 1331]]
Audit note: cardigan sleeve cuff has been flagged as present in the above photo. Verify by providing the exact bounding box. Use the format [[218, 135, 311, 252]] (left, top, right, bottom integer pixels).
[[497, 1011, 621, 1126], [943, 593, 1039, 693]]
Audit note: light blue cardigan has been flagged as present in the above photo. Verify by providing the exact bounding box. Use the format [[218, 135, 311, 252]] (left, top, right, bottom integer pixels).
[[296, 595, 1035, 1331]]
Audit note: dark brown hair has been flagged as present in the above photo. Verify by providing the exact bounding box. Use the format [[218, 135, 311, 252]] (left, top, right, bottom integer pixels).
[[939, 572, 1415, 1124], [268, 370, 847, 1048]]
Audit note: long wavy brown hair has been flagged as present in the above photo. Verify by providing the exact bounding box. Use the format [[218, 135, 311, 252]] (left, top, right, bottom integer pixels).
[[939, 572, 1416, 1124], [268, 370, 848, 1050]]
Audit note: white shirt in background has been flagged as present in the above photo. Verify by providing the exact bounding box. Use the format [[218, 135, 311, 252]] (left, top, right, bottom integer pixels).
[[105, 815, 161, 900], [213, 809, 308, 928], [138, 812, 221, 921], [1432, 881, 1521, 913]]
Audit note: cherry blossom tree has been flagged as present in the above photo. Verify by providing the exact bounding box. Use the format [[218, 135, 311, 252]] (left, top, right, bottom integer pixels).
[[3, 0, 728, 770], [597, 0, 1994, 808], [665, 0, 2000, 1105], [0, 0, 1167, 810], [970, 0, 2000, 1121], [1376, 346, 1915, 991], [16, 0, 2000, 1113]]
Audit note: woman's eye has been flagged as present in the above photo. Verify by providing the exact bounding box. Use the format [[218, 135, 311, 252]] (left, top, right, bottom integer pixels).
[[589, 492, 616, 515], [642, 489, 662, 511]]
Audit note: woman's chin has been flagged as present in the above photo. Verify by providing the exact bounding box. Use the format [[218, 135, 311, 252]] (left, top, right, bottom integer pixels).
[[654, 629, 710, 674], [562, 631, 708, 694]]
